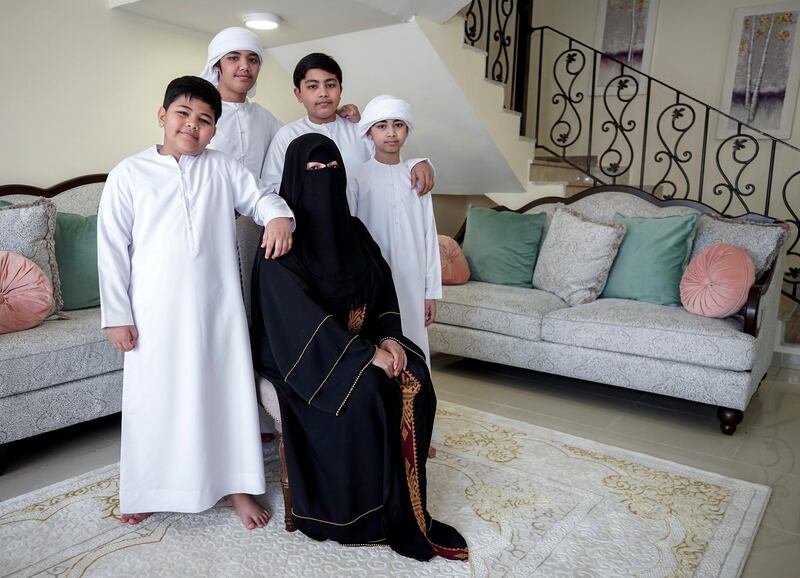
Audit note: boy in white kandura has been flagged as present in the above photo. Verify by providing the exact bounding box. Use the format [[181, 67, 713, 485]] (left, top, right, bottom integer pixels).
[[97, 76, 293, 529], [349, 95, 442, 366]]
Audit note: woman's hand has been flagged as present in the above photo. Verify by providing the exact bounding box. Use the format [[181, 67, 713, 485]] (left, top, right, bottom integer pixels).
[[371, 348, 396, 378], [105, 325, 138, 352], [379, 339, 407, 377]]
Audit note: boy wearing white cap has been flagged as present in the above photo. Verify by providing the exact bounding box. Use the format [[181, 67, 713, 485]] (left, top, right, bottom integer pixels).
[[350, 95, 442, 366], [200, 27, 281, 181]]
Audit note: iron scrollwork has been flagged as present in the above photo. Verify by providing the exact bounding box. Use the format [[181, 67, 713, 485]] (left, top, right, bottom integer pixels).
[[464, 0, 484, 46], [490, 0, 514, 83], [653, 103, 696, 199], [549, 48, 585, 151], [598, 74, 638, 180], [713, 134, 759, 215]]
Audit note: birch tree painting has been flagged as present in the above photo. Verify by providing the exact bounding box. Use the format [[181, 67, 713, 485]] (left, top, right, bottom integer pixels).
[[595, 0, 658, 91], [721, 4, 800, 138]]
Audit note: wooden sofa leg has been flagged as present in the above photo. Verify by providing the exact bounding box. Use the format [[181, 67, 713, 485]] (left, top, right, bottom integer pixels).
[[717, 407, 744, 435], [278, 436, 296, 532]]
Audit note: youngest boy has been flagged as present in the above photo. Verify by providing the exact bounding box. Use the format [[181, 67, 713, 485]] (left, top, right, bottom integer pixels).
[[349, 95, 442, 366], [97, 76, 293, 528]]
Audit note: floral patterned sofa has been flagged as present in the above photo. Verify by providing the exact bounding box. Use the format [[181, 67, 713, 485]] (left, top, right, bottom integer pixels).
[[0, 175, 122, 473], [428, 185, 788, 435]]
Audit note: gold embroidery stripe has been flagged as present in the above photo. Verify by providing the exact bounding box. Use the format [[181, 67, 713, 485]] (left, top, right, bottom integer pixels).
[[308, 335, 359, 404], [392, 339, 427, 365], [291, 503, 383, 526], [336, 347, 378, 416], [285, 315, 332, 381]]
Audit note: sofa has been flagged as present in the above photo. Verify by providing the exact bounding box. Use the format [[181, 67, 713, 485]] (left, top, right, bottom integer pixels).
[[0, 175, 123, 473], [429, 185, 788, 435]]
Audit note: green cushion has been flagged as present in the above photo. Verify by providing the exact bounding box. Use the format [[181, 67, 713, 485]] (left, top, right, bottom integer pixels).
[[1, 199, 100, 310], [602, 213, 699, 305], [54, 212, 100, 310], [461, 205, 546, 287]]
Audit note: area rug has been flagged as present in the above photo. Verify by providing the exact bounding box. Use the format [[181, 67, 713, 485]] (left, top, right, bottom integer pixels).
[[0, 402, 769, 577]]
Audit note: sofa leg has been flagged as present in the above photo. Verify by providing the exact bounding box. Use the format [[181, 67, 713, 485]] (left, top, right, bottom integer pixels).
[[0, 444, 8, 476], [278, 436, 296, 532], [717, 407, 744, 435]]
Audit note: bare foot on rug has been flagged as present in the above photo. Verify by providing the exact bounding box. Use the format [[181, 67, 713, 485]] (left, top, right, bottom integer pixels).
[[261, 433, 276, 444], [120, 512, 152, 525], [231, 493, 270, 530], [428, 446, 437, 459]]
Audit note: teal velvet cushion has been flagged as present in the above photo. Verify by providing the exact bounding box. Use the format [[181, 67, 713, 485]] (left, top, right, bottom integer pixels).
[[0, 200, 99, 310], [54, 212, 100, 310], [461, 205, 546, 287], [602, 213, 699, 305]]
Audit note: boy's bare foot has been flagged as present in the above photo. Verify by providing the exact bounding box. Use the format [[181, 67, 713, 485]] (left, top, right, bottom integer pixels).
[[120, 512, 152, 525], [261, 433, 276, 444], [428, 446, 437, 459], [231, 493, 270, 530]]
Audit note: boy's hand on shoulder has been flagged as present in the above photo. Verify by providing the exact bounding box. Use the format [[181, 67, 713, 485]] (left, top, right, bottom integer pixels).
[[337, 104, 361, 123], [262, 217, 293, 259], [411, 161, 434, 196], [105, 325, 138, 352]]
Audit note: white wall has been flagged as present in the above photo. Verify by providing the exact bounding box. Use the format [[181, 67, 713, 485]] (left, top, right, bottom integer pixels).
[[0, 0, 297, 187]]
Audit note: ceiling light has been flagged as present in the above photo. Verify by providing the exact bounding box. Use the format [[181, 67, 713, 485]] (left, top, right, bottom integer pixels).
[[243, 12, 281, 30]]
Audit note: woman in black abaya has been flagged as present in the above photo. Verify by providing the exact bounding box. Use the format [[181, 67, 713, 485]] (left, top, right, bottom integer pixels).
[[250, 133, 468, 562]]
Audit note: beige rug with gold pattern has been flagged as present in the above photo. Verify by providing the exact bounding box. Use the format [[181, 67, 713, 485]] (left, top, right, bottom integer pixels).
[[1, 402, 769, 577]]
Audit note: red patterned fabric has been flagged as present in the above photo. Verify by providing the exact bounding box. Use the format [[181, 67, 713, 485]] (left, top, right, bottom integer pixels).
[[0, 251, 52, 334], [438, 235, 470, 285], [680, 243, 755, 318]]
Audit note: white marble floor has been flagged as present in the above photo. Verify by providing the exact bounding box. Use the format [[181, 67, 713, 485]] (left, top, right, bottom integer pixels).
[[2, 355, 799, 577]]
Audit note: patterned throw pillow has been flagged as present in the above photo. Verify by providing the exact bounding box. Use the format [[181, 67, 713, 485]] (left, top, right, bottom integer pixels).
[[0, 199, 62, 315], [680, 243, 755, 318], [438, 235, 470, 285], [0, 251, 53, 333], [533, 206, 626, 306], [691, 214, 790, 277]]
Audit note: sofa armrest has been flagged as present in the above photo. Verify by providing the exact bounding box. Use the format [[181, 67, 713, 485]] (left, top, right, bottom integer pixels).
[[743, 261, 777, 338]]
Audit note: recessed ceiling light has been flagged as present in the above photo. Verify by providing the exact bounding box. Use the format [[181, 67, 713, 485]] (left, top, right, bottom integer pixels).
[[243, 12, 282, 30]]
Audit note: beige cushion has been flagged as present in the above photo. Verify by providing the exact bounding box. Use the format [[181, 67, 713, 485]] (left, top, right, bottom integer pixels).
[[690, 214, 790, 277], [257, 375, 282, 432], [533, 206, 625, 306]]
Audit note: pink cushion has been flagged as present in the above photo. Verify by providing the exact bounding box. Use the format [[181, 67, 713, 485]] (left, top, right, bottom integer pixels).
[[680, 244, 755, 318], [0, 250, 53, 334], [438, 235, 470, 285]]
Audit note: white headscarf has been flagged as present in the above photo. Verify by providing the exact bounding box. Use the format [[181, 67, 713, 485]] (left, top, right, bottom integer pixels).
[[358, 95, 415, 138], [199, 27, 264, 99]]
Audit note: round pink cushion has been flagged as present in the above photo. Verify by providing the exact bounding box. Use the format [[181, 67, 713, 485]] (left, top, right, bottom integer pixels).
[[680, 243, 755, 318], [438, 235, 470, 285], [0, 250, 53, 334]]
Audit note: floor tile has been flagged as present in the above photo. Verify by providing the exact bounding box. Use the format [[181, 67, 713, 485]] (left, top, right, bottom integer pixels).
[[741, 525, 800, 578]]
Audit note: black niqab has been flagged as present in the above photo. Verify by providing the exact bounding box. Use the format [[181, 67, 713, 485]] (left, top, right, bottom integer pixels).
[[278, 133, 367, 297]]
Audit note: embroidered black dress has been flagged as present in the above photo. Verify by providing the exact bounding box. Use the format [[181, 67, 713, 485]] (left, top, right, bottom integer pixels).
[[250, 133, 468, 562]]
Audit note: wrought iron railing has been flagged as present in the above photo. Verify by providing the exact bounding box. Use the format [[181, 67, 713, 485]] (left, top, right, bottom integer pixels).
[[463, 1, 800, 302], [463, 0, 532, 128]]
